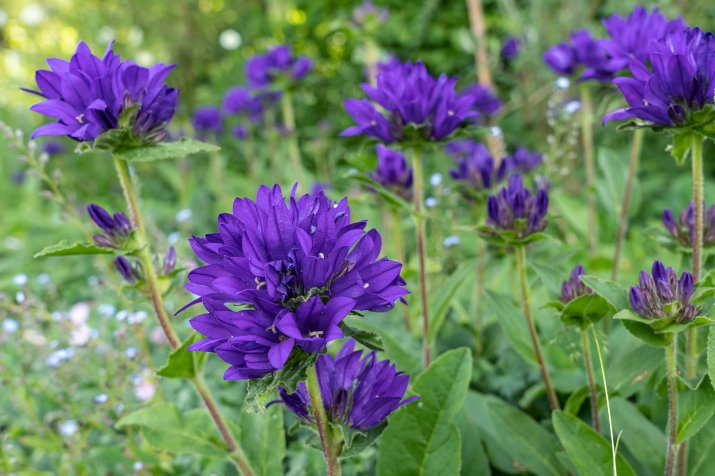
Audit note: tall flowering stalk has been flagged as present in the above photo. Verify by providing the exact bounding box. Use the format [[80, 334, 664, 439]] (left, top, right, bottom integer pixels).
[[25, 41, 255, 476], [342, 59, 477, 366], [481, 175, 559, 410]]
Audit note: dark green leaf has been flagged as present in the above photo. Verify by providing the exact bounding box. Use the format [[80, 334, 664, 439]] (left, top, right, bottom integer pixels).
[[340, 319, 384, 351], [156, 333, 202, 379], [115, 138, 220, 162], [563, 385, 590, 416], [377, 348, 472, 476], [34, 241, 114, 258], [579, 275, 630, 311], [482, 290, 537, 364], [560, 294, 615, 328], [668, 133, 692, 165], [428, 258, 477, 343], [340, 421, 386, 459], [607, 398, 665, 476], [237, 404, 285, 476], [343, 171, 413, 213], [244, 350, 317, 413], [553, 410, 637, 476], [677, 375, 715, 443], [709, 326, 715, 391]]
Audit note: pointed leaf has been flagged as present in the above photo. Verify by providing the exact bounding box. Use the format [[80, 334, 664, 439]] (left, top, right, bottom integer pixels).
[[579, 275, 630, 310], [34, 241, 114, 258], [676, 375, 715, 443], [156, 333, 203, 379], [115, 138, 220, 162]]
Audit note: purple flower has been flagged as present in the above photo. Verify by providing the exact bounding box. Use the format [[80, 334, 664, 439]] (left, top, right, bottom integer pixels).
[[185, 185, 408, 379], [115, 256, 143, 284], [369, 145, 413, 199], [163, 246, 177, 275], [352, 0, 389, 28], [448, 140, 506, 192], [232, 125, 248, 140], [87, 203, 134, 248], [342, 60, 476, 143], [543, 43, 578, 76], [560, 264, 593, 304], [600, 7, 686, 69], [604, 26, 715, 127], [629, 260, 699, 323], [25, 41, 178, 144], [663, 202, 715, 247], [463, 84, 502, 119], [543, 30, 620, 82], [42, 140, 66, 156], [271, 339, 418, 430], [191, 106, 223, 139], [501, 36, 521, 61], [223, 86, 264, 123], [246, 45, 313, 89], [503, 146, 543, 174], [486, 174, 549, 237]]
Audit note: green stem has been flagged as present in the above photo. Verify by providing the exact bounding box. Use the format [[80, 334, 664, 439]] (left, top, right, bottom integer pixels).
[[306, 366, 342, 476], [665, 335, 679, 476], [591, 326, 616, 475], [687, 135, 705, 381], [364, 37, 379, 86], [611, 128, 644, 280], [411, 147, 431, 367], [515, 245, 559, 410], [579, 83, 598, 257], [580, 327, 599, 432], [391, 207, 412, 332], [280, 90, 305, 186], [112, 156, 254, 476], [474, 210, 486, 356]]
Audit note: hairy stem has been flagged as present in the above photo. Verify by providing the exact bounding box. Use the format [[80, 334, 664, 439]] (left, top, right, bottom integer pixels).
[[391, 207, 412, 332], [687, 135, 705, 380], [306, 366, 342, 476], [280, 90, 304, 186], [515, 245, 559, 410], [611, 128, 644, 280], [579, 83, 598, 257], [580, 327, 599, 432], [112, 156, 254, 476], [665, 335, 679, 476], [411, 147, 431, 367]]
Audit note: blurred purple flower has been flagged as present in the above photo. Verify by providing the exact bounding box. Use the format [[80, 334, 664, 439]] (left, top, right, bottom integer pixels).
[[463, 84, 502, 119], [629, 260, 699, 323], [42, 140, 66, 156], [185, 184, 408, 380], [604, 26, 715, 126], [663, 201, 715, 247], [501, 36, 521, 61], [246, 45, 313, 89], [223, 86, 264, 123], [560, 264, 593, 303], [342, 60, 476, 142], [271, 339, 418, 430], [115, 256, 143, 284], [486, 174, 548, 237], [192, 106, 223, 139], [543, 30, 620, 82], [370, 144, 413, 199], [448, 140, 506, 191], [352, 0, 389, 28], [25, 41, 178, 144], [503, 146, 543, 174], [87, 203, 133, 248]]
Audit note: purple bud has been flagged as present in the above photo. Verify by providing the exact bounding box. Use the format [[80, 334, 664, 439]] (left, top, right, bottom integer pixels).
[[115, 257, 139, 284], [629, 286, 648, 317], [678, 272, 694, 302], [113, 212, 133, 236], [163, 246, 177, 275], [87, 204, 116, 234], [93, 234, 117, 249]]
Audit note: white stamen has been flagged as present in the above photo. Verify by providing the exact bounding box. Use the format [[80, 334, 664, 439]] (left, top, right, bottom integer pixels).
[[309, 330, 324, 337], [363, 283, 370, 289], [447, 110, 454, 116], [76, 114, 85, 124], [265, 324, 277, 334], [255, 277, 266, 290], [319, 252, 325, 259]]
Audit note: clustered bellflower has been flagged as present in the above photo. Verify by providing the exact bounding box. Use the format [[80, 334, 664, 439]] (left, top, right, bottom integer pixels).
[[246, 45, 313, 90], [604, 26, 715, 127], [503, 146, 543, 174], [663, 202, 715, 247], [223, 86, 264, 123], [486, 174, 549, 238], [191, 106, 223, 139], [342, 59, 477, 143], [271, 339, 418, 431], [463, 84, 502, 120], [560, 265, 593, 304], [185, 185, 408, 380], [25, 42, 178, 145], [629, 260, 699, 323], [87, 204, 134, 249], [501, 37, 521, 62], [370, 145, 413, 199], [447, 141, 506, 191], [543, 30, 619, 82]]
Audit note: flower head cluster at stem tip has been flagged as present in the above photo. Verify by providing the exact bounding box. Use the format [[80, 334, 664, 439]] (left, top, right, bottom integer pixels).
[[629, 260, 700, 323]]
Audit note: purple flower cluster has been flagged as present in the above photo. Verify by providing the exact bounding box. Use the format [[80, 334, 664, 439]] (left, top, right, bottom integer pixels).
[[223, 87, 265, 123], [543, 30, 620, 82], [26, 42, 178, 144], [271, 339, 418, 431], [352, 0, 389, 29], [663, 202, 715, 247], [486, 174, 549, 237], [629, 260, 699, 323], [447, 141, 506, 191], [246, 45, 313, 89], [191, 106, 223, 140], [185, 185, 408, 380], [370, 145, 413, 199], [87, 204, 134, 249], [503, 146, 543, 174], [463, 84, 502, 119], [342, 60, 476, 143], [604, 26, 715, 127], [560, 265, 593, 304]]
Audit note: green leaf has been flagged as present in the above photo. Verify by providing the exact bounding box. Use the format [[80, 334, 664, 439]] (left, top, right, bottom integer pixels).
[[560, 294, 615, 328], [116, 402, 227, 457], [563, 385, 590, 416], [482, 290, 537, 364], [677, 375, 715, 443], [156, 333, 204, 379], [340, 421, 387, 459], [687, 416, 715, 474], [115, 138, 220, 162], [614, 309, 712, 337], [344, 318, 421, 377], [237, 404, 285, 476], [428, 258, 477, 343], [607, 398, 665, 476], [456, 403, 490, 476], [579, 275, 630, 311], [613, 310, 670, 346], [553, 411, 637, 476], [377, 348, 472, 476], [343, 171, 413, 213], [34, 241, 114, 258], [668, 133, 692, 165], [708, 326, 715, 391], [484, 397, 565, 475], [340, 319, 384, 351], [461, 392, 516, 474], [244, 350, 317, 413]]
